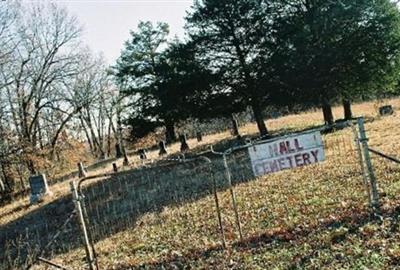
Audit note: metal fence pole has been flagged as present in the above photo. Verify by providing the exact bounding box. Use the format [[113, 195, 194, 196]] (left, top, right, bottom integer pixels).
[[70, 181, 96, 270], [210, 170, 226, 248], [223, 154, 243, 241], [357, 118, 380, 212], [351, 121, 372, 207], [80, 194, 100, 270]]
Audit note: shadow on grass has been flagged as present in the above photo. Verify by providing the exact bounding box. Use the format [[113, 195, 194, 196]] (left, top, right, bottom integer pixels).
[[0, 120, 367, 269], [113, 205, 400, 270]]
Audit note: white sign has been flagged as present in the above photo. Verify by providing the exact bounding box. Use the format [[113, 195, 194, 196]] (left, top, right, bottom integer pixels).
[[248, 131, 325, 177]]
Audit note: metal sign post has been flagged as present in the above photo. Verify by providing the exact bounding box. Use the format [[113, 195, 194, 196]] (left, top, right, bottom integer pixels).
[[210, 146, 243, 242]]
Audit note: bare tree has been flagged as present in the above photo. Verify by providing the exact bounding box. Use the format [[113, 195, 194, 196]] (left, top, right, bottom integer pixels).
[[0, 1, 121, 198]]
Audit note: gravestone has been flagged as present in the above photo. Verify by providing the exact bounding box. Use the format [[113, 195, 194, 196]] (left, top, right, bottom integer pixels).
[[179, 134, 190, 152], [138, 149, 147, 160], [112, 163, 118, 173], [379, 105, 394, 116], [159, 141, 168, 156], [196, 131, 203, 142], [270, 111, 281, 119], [29, 174, 51, 204]]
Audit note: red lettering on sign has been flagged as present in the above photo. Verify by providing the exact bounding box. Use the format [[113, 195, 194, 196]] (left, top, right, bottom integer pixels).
[[279, 142, 287, 155]]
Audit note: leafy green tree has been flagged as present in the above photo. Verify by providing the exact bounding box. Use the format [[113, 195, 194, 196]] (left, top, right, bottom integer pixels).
[[113, 21, 175, 141], [114, 22, 219, 142], [186, 0, 287, 136], [282, 0, 400, 123]]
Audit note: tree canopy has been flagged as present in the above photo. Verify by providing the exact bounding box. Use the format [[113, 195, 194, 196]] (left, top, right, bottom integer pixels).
[[114, 0, 400, 139]]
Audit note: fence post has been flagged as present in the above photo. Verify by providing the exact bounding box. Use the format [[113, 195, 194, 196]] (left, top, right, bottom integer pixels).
[[351, 121, 372, 207], [78, 162, 87, 178], [210, 170, 226, 248], [70, 181, 96, 270], [223, 154, 243, 241], [357, 118, 380, 212]]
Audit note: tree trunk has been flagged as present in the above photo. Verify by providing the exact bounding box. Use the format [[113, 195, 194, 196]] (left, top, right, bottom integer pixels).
[[1, 162, 14, 192], [231, 114, 240, 137], [322, 101, 334, 125], [251, 99, 268, 136], [115, 143, 123, 158], [27, 159, 36, 175], [343, 99, 353, 120], [80, 115, 94, 155], [50, 108, 80, 159], [165, 122, 176, 144], [107, 121, 112, 158]]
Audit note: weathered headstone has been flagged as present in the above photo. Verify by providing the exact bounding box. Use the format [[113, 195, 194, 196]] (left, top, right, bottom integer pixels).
[[112, 163, 118, 173], [179, 134, 190, 152], [159, 141, 168, 156], [138, 149, 148, 160], [196, 131, 203, 142], [379, 105, 394, 116], [29, 174, 51, 204], [78, 162, 87, 178]]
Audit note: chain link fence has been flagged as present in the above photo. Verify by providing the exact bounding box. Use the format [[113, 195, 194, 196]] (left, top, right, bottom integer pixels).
[[0, 117, 392, 269], [0, 196, 85, 270], [221, 122, 370, 241], [367, 116, 400, 209]]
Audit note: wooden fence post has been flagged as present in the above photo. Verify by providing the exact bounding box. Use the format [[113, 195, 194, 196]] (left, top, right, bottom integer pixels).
[[357, 118, 380, 212]]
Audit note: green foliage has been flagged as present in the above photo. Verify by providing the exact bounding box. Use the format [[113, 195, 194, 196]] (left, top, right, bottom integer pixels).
[[281, 0, 400, 105], [114, 21, 224, 139], [115, 1, 400, 138], [186, 0, 292, 135]]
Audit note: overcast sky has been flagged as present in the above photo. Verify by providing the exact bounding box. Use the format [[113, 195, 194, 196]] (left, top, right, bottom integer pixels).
[[55, 0, 193, 64]]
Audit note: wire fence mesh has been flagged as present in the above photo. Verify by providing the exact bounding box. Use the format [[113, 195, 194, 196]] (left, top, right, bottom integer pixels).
[[78, 158, 226, 268], [222, 126, 369, 241], [0, 205, 85, 270], [1, 118, 393, 269], [367, 117, 400, 208]]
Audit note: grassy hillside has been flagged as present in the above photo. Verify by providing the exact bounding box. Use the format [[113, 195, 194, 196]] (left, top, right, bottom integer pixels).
[[2, 99, 400, 270]]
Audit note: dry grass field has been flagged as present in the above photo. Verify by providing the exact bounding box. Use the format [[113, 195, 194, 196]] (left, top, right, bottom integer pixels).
[[2, 99, 400, 270]]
